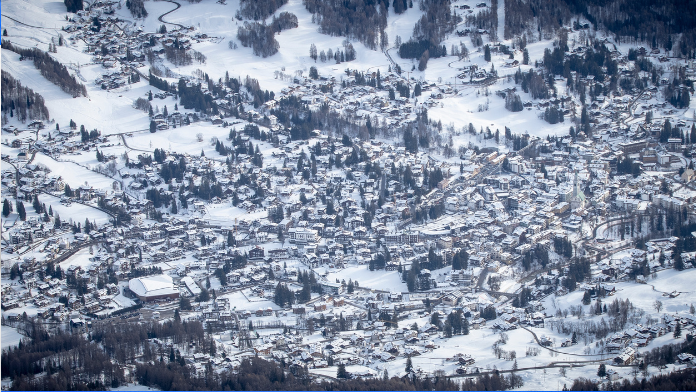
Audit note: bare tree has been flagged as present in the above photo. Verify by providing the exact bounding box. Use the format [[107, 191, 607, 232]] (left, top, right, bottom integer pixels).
[[653, 300, 663, 313]]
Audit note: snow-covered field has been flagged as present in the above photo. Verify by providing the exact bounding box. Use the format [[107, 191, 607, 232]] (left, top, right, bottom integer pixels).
[[58, 247, 96, 270], [32, 152, 119, 192], [325, 265, 407, 293], [547, 268, 696, 317], [38, 194, 111, 225], [1, 326, 25, 350], [220, 290, 280, 312], [0, 49, 151, 135]]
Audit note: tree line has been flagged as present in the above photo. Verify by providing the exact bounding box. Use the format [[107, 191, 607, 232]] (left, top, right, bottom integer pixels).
[[399, 0, 460, 70], [1, 40, 87, 97], [63, 0, 83, 13], [236, 0, 287, 21], [303, 0, 388, 50], [503, 0, 571, 40], [126, 0, 148, 18], [566, 0, 696, 56], [237, 21, 280, 58], [1, 71, 50, 123]]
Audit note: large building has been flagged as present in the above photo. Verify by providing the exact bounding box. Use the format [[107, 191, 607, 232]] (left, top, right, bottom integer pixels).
[[128, 274, 179, 302]]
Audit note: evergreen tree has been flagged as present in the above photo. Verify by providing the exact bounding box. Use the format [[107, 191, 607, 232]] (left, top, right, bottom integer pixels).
[[597, 364, 606, 378], [227, 231, 234, 247], [16, 200, 26, 221], [675, 249, 685, 271], [337, 363, 348, 379], [2, 199, 10, 217], [32, 195, 42, 213]]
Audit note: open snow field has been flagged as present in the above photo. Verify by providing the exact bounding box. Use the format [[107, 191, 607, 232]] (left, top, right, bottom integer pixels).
[[1, 326, 25, 350], [0, 49, 152, 135], [58, 247, 96, 270], [220, 290, 280, 312], [32, 152, 119, 191], [546, 268, 696, 317], [39, 194, 112, 224], [325, 265, 407, 293], [429, 87, 574, 139]]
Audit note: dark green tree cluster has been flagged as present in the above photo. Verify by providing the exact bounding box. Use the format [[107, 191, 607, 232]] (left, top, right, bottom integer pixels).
[[148, 73, 171, 92], [553, 236, 573, 258], [398, 40, 447, 59], [451, 249, 469, 270], [481, 305, 497, 320], [178, 78, 219, 114], [512, 286, 533, 308], [563, 258, 591, 292], [273, 283, 294, 307], [616, 156, 641, 178], [297, 270, 321, 301], [64, 0, 83, 12], [445, 309, 469, 336], [303, 0, 388, 51], [513, 68, 549, 100], [237, 0, 288, 20], [15, 200, 26, 221], [1, 71, 50, 123], [126, 0, 148, 18]]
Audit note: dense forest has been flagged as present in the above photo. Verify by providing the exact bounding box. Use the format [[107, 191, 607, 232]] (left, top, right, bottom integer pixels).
[[1, 40, 87, 98], [504, 0, 696, 56], [237, 0, 288, 21], [271, 12, 299, 32], [465, 0, 498, 37], [126, 0, 148, 18], [1, 71, 50, 123], [567, 0, 696, 56], [398, 0, 460, 69], [503, 0, 572, 40], [237, 21, 281, 58], [63, 0, 83, 13], [303, 0, 388, 50], [412, 0, 460, 44]]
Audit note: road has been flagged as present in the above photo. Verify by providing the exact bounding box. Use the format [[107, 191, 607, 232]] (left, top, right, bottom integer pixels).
[[157, 0, 185, 30], [1, 14, 62, 30], [120, 133, 152, 153], [520, 325, 607, 358]]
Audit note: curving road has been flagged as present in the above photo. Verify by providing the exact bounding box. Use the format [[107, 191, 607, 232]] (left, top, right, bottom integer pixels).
[[119, 133, 152, 153], [520, 325, 608, 358], [157, 0, 185, 30]]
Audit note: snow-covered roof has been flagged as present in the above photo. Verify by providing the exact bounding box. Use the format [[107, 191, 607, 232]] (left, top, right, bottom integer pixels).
[[129, 274, 178, 297]]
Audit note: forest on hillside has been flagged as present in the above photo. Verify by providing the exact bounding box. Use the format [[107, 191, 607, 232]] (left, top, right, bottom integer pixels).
[[505, 0, 696, 57], [1, 71, 50, 123], [1, 40, 87, 98], [303, 0, 388, 50]]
